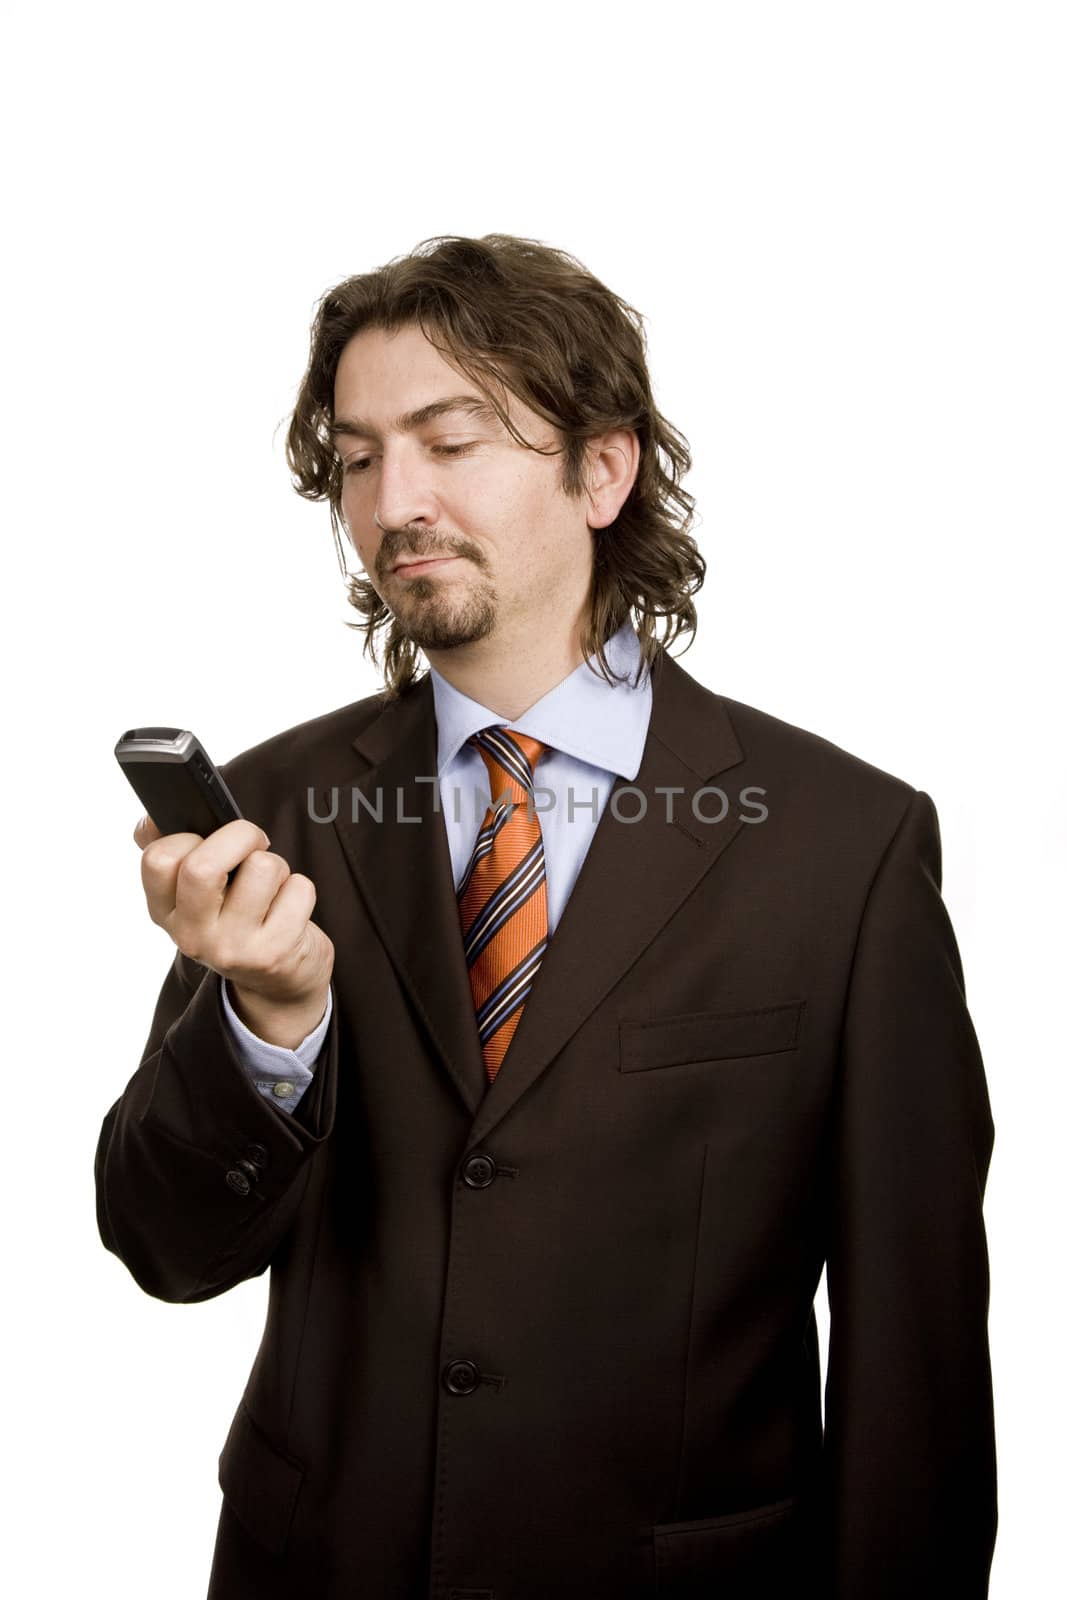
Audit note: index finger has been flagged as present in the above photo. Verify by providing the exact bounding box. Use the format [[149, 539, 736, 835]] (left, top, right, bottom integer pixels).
[[139, 819, 270, 927]]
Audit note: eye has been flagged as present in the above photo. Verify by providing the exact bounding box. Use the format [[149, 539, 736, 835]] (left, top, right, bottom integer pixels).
[[341, 442, 476, 477]]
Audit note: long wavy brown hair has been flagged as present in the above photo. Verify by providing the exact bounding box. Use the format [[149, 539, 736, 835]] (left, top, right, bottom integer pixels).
[[285, 233, 705, 699]]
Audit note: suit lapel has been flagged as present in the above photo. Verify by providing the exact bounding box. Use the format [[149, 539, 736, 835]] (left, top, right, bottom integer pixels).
[[326, 645, 748, 1139], [323, 676, 489, 1117]]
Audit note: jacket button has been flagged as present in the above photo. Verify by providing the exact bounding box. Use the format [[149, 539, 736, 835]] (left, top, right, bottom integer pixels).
[[442, 1360, 481, 1396], [225, 1168, 252, 1196], [244, 1143, 269, 1169], [461, 1153, 496, 1188]]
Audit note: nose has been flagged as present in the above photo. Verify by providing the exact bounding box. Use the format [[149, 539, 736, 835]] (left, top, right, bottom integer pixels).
[[373, 445, 439, 537]]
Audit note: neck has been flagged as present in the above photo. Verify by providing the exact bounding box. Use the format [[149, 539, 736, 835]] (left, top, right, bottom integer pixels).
[[424, 615, 597, 721]]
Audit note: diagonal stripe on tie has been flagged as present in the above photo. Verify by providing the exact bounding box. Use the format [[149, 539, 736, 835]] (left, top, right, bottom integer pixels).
[[456, 728, 551, 1082], [463, 836, 545, 962]]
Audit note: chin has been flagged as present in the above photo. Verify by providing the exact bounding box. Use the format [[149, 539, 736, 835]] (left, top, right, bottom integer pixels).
[[402, 604, 497, 652]]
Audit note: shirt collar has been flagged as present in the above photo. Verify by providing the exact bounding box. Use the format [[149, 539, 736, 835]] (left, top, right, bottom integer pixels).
[[430, 619, 652, 782]]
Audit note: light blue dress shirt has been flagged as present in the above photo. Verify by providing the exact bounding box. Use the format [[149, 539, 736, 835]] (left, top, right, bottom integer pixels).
[[221, 619, 654, 1113]]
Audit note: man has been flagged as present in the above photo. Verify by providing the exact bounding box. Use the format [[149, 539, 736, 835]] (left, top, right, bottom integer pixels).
[[95, 233, 997, 1599]]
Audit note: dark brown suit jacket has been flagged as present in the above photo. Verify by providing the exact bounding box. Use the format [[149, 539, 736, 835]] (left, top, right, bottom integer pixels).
[[95, 646, 997, 1599]]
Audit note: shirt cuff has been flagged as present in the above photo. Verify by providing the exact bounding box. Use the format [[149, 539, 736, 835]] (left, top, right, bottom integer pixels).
[[220, 976, 333, 1115]]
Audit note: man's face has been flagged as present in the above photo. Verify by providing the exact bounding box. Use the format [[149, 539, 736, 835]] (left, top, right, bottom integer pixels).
[[332, 322, 595, 652]]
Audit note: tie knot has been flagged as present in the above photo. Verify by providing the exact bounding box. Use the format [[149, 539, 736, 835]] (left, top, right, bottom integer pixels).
[[468, 727, 548, 800]]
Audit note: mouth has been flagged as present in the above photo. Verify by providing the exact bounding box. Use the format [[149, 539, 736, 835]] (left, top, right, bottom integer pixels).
[[392, 556, 460, 577]]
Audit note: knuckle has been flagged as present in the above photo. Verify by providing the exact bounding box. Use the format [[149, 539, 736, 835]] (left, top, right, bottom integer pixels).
[[141, 844, 176, 877], [247, 848, 287, 877], [178, 854, 217, 888], [287, 873, 317, 911]]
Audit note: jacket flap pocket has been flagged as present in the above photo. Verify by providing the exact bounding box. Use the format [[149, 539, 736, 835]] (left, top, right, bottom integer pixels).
[[218, 1399, 304, 1556], [654, 1495, 798, 1595], [620, 1002, 804, 1073]]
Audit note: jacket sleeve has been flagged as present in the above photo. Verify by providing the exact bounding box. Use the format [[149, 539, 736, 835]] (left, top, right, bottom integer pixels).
[[94, 947, 339, 1304], [821, 788, 997, 1597]]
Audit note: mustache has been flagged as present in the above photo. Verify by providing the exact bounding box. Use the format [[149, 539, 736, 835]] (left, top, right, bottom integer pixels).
[[380, 534, 480, 570]]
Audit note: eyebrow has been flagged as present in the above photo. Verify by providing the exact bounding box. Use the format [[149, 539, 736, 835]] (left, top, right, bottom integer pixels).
[[328, 395, 502, 443]]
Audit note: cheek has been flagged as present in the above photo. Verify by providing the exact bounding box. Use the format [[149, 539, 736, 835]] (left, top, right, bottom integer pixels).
[[338, 492, 370, 552], [481, 464, 559, 533], [360, 540, 384, 575], [343, 519, 375, 569]]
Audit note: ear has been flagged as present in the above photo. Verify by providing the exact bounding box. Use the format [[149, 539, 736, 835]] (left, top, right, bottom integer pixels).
[[584, 430, 640, 529]]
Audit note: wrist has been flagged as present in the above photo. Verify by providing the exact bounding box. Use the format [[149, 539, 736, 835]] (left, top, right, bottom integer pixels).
[[228, 981, 330, 1050]]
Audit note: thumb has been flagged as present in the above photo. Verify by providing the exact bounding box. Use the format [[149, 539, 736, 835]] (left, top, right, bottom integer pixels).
[[133, 813, 162, 848]]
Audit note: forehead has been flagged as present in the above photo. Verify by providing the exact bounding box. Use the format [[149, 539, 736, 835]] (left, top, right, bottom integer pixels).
[[332, 323, 519, 440], [334, 322, 461, 402]]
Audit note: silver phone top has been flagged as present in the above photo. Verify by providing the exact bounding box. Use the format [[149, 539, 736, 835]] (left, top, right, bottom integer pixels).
[[114, 730, 197, 764]]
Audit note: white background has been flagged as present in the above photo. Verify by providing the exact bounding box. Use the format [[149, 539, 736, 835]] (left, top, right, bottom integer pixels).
[[3, 1, 1063, 1594]]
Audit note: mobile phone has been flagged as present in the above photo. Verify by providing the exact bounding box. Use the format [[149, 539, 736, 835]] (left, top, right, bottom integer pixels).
[[114, 727, 243, 839]]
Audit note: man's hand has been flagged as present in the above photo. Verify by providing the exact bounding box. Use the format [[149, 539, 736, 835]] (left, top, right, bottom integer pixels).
[[133, 815, 334, 1048]]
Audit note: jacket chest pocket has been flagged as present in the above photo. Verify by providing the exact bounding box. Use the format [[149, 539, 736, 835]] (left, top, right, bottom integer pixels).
[[619, 1001, 805, 1073]]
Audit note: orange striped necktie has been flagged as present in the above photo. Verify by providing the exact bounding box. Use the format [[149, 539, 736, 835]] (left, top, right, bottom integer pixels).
[[457, 728, 550, 1083]]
